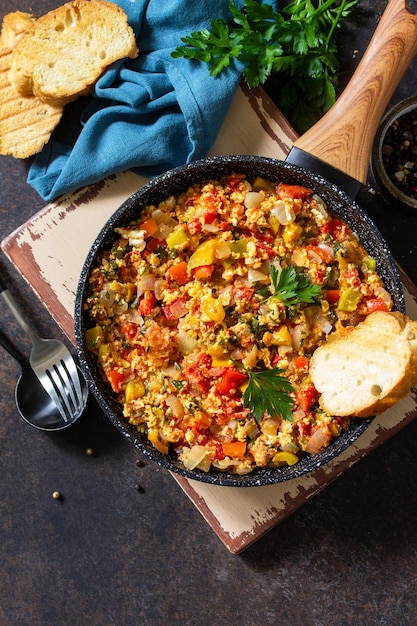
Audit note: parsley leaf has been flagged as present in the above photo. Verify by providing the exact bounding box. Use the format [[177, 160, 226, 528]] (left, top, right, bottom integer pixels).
[[172, 0, 359, 132], [239, 365, 295, 423], [269, 265, 322, 307]]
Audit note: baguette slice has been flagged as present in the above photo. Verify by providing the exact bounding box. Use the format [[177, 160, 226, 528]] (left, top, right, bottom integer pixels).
[[0, 13, 64, 159], [0, 11, 36, 47], [310, 311, 417, 418], [9, 0, 138, 105]]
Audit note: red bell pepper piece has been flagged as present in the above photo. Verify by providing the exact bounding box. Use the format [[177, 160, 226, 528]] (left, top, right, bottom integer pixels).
[[215, 369, 247, 395]]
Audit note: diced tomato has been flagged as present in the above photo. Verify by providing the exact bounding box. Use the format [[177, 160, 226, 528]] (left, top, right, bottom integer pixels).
[[292, 355, 309, 372], [296, 384, 318, 412], [276, 183, 313, 199], [222, 441, 246, 458], [203, 209, 218, 224], [215, 369, 247, 395], [106, 367, 126, 393], [225, 172, 246, 191], [166, 261, 189, 285], [366, 297, 391, 313], [138, 291, 156, 316], [193, 264, 214, 280], [321, 219, 348, 241], [340, 267, 361, 289], [190, 411, 212, 436], [139, 217, 158, 238], [232, 284, 254, 304], [255, 241, 275, 259], [161, 297, 188, 321], [146, 237, 163, 252], [306, 244, 334, 264], [119, 320, 138, 341], [324, 289, 340, 305]]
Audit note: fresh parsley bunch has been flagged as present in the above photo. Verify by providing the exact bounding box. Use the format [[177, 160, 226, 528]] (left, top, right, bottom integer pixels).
[[172, 0, 358, 132]]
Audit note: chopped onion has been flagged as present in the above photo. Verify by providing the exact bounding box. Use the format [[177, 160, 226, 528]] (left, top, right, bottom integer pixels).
[[307, 248, 323, 264], [167, 299, 188, 319], [247, 268, 268, 285], [177, 330, 198, 354], [318, 243, 334, 260], [165, 394, 184, 420], [99, 284, 115, 307], [305, 427, 330, 454], [154, 222, 174, 241], [202, 223, 220, 233], [215, 240, 232, 260], [291, 248, 307, 267], [163, 365, 182, 380], [243, 345, 259, 369], [114, 302, 128, 316], [182, 445, 211, 471], [312, 194, 329, 220], [125, 309, 144, 326], [137, 273, 156, 291], [270, 200, 295, 225], [244, 191, 263, 209], [151, 208, 178, 228], [154, 279, 167, 301]]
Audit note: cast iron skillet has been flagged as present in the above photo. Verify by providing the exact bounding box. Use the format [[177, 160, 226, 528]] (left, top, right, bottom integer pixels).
[[74, 0, 417, 486]]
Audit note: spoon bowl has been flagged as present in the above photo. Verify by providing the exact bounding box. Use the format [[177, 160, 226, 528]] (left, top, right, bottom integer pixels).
[[0, 328, 88, 431], [16, 361, 88, 431]]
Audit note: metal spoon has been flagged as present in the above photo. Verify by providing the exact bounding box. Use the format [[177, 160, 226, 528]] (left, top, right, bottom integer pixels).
[[0, 328, 88, 431]]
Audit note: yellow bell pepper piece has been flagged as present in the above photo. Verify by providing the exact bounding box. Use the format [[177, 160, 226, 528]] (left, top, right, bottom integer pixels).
[[125, 380, 145, 403], [272, 451, 299, 466], [188, 238, 218, 269], [166, 227, 189, 249], [272, 325, 292, 346], [148, 428, 169, 455], [201, 295, 225, 322], [282, 222, 302, 243], [85, 326, 103, 352], [211, 356, 233, 367]]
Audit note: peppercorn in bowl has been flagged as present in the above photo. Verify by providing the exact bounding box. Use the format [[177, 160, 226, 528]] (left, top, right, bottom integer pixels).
[[74, 156, 404, 486], [372, 96, 417, 214]]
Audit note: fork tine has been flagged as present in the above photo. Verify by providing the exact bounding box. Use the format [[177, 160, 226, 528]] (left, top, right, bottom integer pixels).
[[61, 352, 83, 403], [39, 370, 71, 422], [47, 361, 84, 420]]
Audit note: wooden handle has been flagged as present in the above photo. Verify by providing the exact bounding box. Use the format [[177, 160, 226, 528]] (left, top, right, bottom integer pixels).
[[292, 0, 417, 184]]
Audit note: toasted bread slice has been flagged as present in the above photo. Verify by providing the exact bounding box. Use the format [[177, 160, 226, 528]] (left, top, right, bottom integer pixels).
[[0, 44, 63, 158], [0, 11, 36, 47], [9, 0, 138, 105], [310, 311, 417, 418]]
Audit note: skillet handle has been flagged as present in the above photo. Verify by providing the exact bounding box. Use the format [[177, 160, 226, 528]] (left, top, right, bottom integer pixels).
[[292, 0, 417, 185]]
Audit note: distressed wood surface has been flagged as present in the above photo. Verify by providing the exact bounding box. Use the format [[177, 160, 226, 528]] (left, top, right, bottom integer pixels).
[[2, 84, 417, 553]]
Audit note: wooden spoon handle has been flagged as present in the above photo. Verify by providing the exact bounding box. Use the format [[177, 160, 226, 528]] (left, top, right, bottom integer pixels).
[[292, 0, 417, 184]]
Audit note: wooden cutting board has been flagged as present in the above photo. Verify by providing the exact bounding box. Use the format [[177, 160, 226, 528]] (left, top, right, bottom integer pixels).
[[2, 84, 417, 553]]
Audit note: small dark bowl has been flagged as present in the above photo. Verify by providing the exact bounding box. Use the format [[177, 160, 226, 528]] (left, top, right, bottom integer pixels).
[[74, 156, 405, 487], [372, 96, 417, 214]]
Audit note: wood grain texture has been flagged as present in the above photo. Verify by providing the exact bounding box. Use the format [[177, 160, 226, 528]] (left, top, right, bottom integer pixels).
[[293, 0, 417, 184]]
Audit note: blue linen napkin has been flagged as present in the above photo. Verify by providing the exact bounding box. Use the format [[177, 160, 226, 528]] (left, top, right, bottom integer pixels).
[[28, 0, 278, 202]]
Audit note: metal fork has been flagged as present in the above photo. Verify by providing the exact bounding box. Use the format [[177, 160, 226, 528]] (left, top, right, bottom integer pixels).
[[0, 274, 86, 422]]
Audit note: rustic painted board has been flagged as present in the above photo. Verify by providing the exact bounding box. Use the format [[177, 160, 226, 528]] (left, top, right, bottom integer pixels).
[[2, 84, 417, 553]]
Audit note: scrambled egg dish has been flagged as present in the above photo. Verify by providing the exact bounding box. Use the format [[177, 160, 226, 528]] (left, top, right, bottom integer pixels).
[[83, 173, 393, 475]]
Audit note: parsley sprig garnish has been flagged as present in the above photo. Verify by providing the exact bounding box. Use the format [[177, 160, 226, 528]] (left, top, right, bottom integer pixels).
[[172, 0, 358, 132], [237, 364, 295, 423], [268, 265, 321, 307]]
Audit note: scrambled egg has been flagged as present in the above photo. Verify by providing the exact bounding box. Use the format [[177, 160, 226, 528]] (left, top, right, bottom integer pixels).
[[84, 173, 392, 474]]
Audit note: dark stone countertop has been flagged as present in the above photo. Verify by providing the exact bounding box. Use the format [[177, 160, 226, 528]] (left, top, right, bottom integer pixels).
[[1, 1, 417, 624]]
